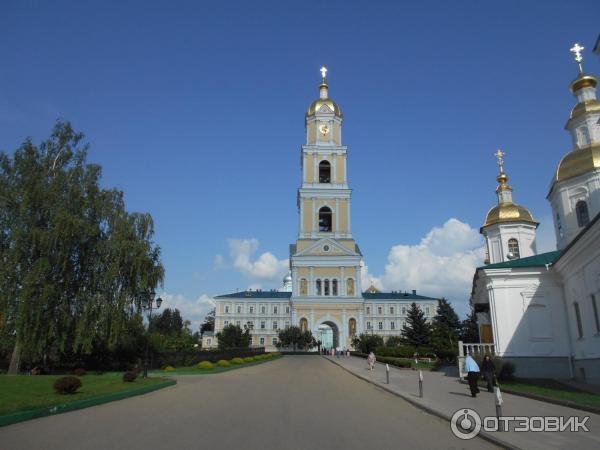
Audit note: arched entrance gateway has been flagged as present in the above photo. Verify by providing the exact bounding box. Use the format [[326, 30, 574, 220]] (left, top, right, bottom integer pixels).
[[317, 321, 339, 350]]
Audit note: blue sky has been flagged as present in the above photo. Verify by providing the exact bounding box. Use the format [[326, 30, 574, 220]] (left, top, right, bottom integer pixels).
[[1, 1, 599, 325]]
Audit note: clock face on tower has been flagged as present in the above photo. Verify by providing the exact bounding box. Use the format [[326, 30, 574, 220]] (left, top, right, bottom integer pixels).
[[319, 123, 330, 136]]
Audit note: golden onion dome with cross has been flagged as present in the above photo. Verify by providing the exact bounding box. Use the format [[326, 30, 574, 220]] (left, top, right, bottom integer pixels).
[[306, 66, 343, 118]]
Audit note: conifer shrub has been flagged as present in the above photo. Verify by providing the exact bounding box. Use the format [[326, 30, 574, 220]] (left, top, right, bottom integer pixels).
[[122, 371, 138, 382], [73, 368, 86, 376], [243, 357, 254, 363], [217, 360, 230, 367], [197, 361, 214, 370], [53, 376, 83, 394], [231, 357, 244, 365]]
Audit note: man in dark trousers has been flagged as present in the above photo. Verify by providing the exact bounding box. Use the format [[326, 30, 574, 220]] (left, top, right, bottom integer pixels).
[[464, 354, 481, 397]]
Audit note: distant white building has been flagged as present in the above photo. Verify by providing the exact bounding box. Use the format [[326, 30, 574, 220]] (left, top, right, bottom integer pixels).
[[470, 44, 600, 385]]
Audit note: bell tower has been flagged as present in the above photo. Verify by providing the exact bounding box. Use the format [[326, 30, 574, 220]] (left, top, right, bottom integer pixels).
[[290, 67, 363, 301]]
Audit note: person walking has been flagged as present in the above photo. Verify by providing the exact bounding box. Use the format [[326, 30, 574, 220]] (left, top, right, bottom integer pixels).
[[367, 351, 376, 371], [464, 354, 481, 397], [481, 355, 496, 392]]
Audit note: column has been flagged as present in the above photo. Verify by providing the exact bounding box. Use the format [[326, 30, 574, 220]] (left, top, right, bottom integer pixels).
[[335, 198, 340, 237], [358, 310, 364, 334], [332, 153, 337, 184], [309, 266, 315, 296], [299, 197, 304, 236], [311, 197, 316, 237], [340, 267, 346, 296], [310, 309, 315, 331], [342, 309, 347, 348], [355, 267, 361, 297], [313, 152, 318, 184], [292, 267, 298, 295]]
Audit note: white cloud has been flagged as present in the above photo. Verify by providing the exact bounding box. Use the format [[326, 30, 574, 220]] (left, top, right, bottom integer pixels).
[[369, 218, 485, 313], [213, 254, 227, 270], [158, 293, 215, 331], [227, 238, 288, 281]]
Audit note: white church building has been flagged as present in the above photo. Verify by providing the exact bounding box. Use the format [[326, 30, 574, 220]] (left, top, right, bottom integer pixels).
[[470, 44, 600, 385]]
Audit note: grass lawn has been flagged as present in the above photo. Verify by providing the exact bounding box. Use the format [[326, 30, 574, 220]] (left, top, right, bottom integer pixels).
[[151, 354, 283, 376], [501, 379, 600, 409], [0, 373, 170, 416]]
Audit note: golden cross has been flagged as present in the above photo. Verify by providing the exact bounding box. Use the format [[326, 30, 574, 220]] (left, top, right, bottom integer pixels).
[[570, 43, 585, 73], [495, 149, 505, 173], [320, 66, 328, 80]]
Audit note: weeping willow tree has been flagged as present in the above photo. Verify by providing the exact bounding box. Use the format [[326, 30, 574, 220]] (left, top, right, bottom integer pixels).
[[0, 122, 164, 373]]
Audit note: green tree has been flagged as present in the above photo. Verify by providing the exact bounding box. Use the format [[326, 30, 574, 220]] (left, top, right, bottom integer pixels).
[[151, 308, 185, 335], [215, 324, 250, 350], [277, 325, 315, 351], [429, 299, 460, 360], [200, 308, 215, 335], [460, 308, 479, 343], [385, 336, 403, 347], [351, 333, 384, 353], [0, 122, 164, 373], [401, 302, 431, 347]]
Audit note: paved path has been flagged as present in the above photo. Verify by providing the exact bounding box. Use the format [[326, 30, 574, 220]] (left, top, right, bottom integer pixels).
[[326, 355, 600, 450], [0, 356, 495, 450]]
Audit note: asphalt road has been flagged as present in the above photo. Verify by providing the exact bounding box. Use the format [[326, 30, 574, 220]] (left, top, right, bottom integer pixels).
[[0, 356, 497, 450]]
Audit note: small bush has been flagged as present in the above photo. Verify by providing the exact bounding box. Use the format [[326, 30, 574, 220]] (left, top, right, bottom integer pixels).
[[243, 357, 254, 363], [498, 361, 516, 381], [231, 357, 244, 365], [271, 352, 281, 357], [264, 354, 273, 359], [53, 376, 82, 394], [197, 361, 214, 370], [163, 366, 176, 372], [217, 360, 230, 367], [122, 371, 138, 382], [73, 368, 86, 376]]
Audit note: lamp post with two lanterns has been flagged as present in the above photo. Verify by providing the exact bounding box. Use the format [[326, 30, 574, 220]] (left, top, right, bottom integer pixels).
[[140, 292, 163, 378]]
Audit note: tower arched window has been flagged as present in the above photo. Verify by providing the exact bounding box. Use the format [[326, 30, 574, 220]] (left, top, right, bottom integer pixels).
[[508, 238, 520, 259], [576, 200, 590, 228], [332, 279, 338, 296], [346, 278, 355, 296], [319, 161, 331, 183], [300, 278, 308, 296], [318, 206, 332, 232], [324, 279, 330, 296], [316, 279, 322, 296]]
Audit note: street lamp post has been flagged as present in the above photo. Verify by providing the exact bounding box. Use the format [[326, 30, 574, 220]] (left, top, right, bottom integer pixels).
[[142, 294, 163, 378]]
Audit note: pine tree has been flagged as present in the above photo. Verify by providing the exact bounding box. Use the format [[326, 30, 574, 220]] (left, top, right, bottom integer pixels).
[[460, 308, 480, 343], [401, 302, 431, 347], [429, 298, 461, 358]]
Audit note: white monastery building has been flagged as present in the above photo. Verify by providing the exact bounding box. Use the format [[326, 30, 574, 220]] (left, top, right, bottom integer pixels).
[[470, 44, 600, 385], [210, 68, 439, 351]]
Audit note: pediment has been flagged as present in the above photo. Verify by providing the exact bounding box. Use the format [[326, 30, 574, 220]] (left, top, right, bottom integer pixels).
[[294, 238, 356, 257]]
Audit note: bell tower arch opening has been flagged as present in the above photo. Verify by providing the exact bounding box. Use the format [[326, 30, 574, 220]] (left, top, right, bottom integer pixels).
[[317, 321, 339, 349]]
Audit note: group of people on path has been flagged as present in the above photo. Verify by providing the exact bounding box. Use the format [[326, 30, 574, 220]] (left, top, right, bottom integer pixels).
[[322, 347, 351, 358], [464, 354, 496, 397]]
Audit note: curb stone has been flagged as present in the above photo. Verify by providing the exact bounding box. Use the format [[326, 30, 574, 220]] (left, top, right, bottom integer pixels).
[[323, 356, 520, 450], [0, 379, 176, 428]]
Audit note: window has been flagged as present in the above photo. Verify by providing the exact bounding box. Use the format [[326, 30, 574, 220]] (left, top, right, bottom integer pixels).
[[285, 306, 290, 314], [592, 294, 600, 333], [300, 318, 308, 332], [249, 306, 254, 314], [332, 279, 338, 296], [316, 279, 322, 296], [378, 306, 382, 315], [260, 337, 265, 345], [402, 307, 407, 315], [508, 238, 520, 259], [319, 160, 331, 183], [425, 307, 430, 316], [378, 322, 383, 330], [318, 206, 332, 232], [574, 302, 584, 339], [207, 338, 211, 345], [249, 337, 253, 346], [260, 321, 266, 329], [273, 321, 278, 330], [225, 305, 230, 313], [390, 307, 394, 315], [366, 321, 372, 330], [324, 279, 330, 296], [556, 213, 563, 238], [236, 305, 241, 314], [274, 306, 278, 314], [391, 321, 395, 330], [224, 320, 229, 326], [236, 321, 241, 327], [261, 305, 266, 314], [285, 321, 290, 328], [576, 200, 590, 228], [273, 337, 278, 345], [248, 321, 254, 329], [366, 306, 371, 315]]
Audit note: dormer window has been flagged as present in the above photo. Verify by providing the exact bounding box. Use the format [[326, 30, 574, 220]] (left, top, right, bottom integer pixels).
[[576, 200, 590, 228], [508, 238, 520, 259], [319, 161, 331, 183]]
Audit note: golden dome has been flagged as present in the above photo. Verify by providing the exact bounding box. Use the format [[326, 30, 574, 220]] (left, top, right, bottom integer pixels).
[[569, 99, 600, 121], [483, 202, 537, 228], [553, 143, 600, 184], [570, 74, 598, 93], [307, 97, 343, 118]]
